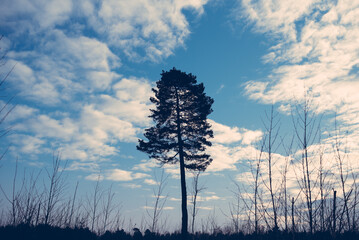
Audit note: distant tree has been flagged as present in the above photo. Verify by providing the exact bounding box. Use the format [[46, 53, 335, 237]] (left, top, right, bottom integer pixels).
[[292, 91, 320, 233], [137, 68, 214, 238], [146, 170, 168, 233], [86, 174, 102, 232], [262, 106, 280, 231], [43, 152, 67, 225], [190, 171, 206, 234]]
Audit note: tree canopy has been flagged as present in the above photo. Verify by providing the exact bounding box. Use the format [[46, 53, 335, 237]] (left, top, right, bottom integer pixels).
[[137, 68, 214, 171]]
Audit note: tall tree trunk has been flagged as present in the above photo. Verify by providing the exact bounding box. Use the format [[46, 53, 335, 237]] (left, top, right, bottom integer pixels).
[[267, 106, 278, 231], [291, 197, 295, 233], [191, 172, 203, 234], [333, 190, 337, 236], [176, 88, 188, 238], [179, 153, 188, 238]]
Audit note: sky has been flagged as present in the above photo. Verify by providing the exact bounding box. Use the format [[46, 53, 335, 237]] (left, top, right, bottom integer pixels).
[[1, 0, 359, 232]]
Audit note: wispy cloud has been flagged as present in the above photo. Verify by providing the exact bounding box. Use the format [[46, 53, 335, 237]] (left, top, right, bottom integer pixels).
[[236, 0, 359, 169], [238, 1, 359, 119], [7, 30, 120, 105], [1, 0, 208, 62], [238, 0, 321, 41], [122, 183, 142, 189], [216, 84, 224, 94], [92, 0, 208, 61], [85, 168, 150, 182], [133, 159, 160, 172], [209, 119, 262, 145], [144, 179, 159, 185], [107, 169, 150, 181], [1, 0, 210, 171], [206, 144, 259, 172]]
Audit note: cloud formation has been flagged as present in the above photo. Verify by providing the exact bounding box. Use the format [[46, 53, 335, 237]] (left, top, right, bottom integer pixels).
[[85, 168, 150, 182], [1, 0, 210, 171], [233, 0, 359, 204], [92, 0, 209, 61], [237, 0, 359, 163], [1, 0, 208, 61], [7, 31, 120, 105], [239, 0, 359, 121], [10, 79, 149, 162]]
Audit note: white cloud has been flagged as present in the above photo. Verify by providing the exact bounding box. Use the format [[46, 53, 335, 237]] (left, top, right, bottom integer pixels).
[[133, 172, 151, 179], [8, 30, 120, 105], [163, 206, 174, 210], [107, 169, 134, 181], [92, 0, 209, 61], [24, 114, 77, 141], [142, 206, 153, 210], [55, 105, 139, 161], [238, 0, 321, 41], [20, 77, 151, 162], [0, 0, 73, 33], [2, 104, 37, 123], [197, 195, 224, 202], [9, 134, 45, 155], [46, 30, 120, 72], [151, 194, 167, 199], [59, 144, 90, 161], [66, 161, 99, 172], [87, 71, 119, 91], [236, 172, 253, 183], [143, 205, 174, 210], [163, 165, 180, 179], [240, 1, 359, 118], [113, 77, 152, 103], [169, 197, 181, 201], [12, 103, 140, 162], [98, 77, 154, 126], [82, 169, 151, 182], [80, 105, 138, 143], [133, 159, 159, 172], [197, 206, 213, 210], [238, 1, 359, 185], [1, 0, 208, 62], [206, 144, 238, 171], [85, 173, 104, 181], [216, 84, 225, 93], [206, 144, 260, 172], [122, 183, 142, 189], [242, 129, 263, 145], [106, 169, 150, 181], [37, 0, 73, 29], [1, 0, 212, 171], [209, 119, 262, 145], [209, 120, 242, 144], [144, 179, 158, 185]]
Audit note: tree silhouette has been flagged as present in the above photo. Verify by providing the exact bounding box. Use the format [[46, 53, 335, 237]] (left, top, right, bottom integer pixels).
[[137, 68, 214, 238]]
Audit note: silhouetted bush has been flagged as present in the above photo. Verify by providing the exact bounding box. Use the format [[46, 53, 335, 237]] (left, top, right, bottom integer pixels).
[[1, 224, 359, 240], [0, 224, 97, 240]]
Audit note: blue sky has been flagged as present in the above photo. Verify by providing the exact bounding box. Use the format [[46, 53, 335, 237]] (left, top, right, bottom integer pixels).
[[1, 0, 359, 232]]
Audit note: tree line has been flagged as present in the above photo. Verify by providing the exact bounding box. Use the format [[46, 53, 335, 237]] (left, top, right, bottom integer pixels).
[[0, 67, 359, 240]]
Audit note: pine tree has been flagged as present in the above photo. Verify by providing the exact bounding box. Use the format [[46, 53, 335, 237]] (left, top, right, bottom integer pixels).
[[137, 68, 213, 237]]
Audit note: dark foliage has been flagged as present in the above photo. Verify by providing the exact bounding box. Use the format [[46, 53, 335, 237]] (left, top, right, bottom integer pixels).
[[1, 224, 358, 240], [137, 67, 214, 171], [0, 224, 97, 240]]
